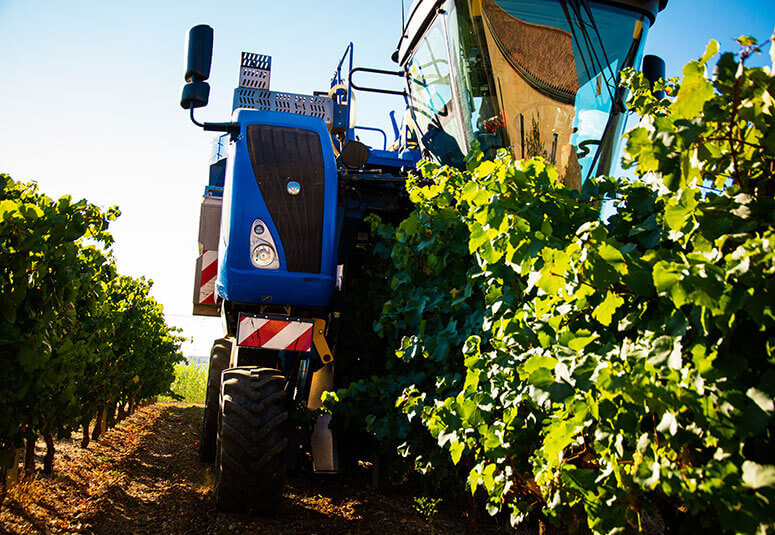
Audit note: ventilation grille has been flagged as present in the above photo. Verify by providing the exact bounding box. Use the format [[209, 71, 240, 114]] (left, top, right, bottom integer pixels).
[[245, 125, 325, 274], [239, 52, 271, 90], [233, 89, 333, 125]]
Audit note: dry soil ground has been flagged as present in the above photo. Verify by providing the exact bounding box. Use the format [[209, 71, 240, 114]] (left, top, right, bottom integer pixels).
[[0, 403, 516, 535]]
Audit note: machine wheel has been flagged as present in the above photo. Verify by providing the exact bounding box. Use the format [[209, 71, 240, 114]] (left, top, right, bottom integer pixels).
[[214, 367, 288, 513], [198, 338, 231, 463]]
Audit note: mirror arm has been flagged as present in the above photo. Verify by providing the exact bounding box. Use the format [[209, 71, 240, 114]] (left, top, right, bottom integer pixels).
[[189, 105, 241, 136], [189, 105, 205, 127]]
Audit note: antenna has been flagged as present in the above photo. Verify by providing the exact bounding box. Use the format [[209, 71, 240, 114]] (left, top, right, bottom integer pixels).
[[401, 0, 406, 32]]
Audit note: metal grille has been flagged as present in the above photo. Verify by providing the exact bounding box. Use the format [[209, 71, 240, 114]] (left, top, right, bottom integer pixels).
[[245, 125, 325, 274], [239, 52, 271, 90], [233, 88, 333, 125]]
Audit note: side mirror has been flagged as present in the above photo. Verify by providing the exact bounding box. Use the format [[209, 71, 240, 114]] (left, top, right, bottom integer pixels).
[[642, 54, 666, 99], [180, 25, 213, 109], [181, 82, 211, 110]]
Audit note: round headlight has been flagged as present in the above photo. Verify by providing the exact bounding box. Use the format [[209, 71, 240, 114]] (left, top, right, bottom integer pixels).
[[253, 223, 265, 235], [251, 244, 275, 267]]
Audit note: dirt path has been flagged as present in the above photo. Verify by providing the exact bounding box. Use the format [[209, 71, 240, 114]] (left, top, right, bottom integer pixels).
[[0, 404, 513, 535]]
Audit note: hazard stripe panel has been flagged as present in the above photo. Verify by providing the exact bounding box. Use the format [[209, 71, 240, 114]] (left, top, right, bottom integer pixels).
[[199, 250, 218, 305], [237, 314, 314, 352]]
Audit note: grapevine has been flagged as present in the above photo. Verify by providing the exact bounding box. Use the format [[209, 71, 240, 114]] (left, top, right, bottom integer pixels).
[[329, 36, 775, 532], [0, 175, 184, 486]]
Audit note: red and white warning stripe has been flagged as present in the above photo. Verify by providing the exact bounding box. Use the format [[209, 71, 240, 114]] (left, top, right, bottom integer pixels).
[[199, 250, 218, 305], [237, 315, 314, 352]]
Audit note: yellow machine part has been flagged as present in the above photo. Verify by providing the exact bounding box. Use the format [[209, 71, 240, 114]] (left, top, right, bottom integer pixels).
[[307, 318, 334, 411]]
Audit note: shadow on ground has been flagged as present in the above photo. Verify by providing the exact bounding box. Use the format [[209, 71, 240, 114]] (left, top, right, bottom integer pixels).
[[1, 404, 517, 535]]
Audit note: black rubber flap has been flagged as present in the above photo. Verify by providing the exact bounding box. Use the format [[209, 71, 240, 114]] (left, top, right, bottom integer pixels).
[[245, 125, 324, 273]]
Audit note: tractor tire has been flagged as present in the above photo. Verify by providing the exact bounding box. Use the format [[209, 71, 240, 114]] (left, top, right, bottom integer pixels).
[[198, 338, 232, 463], [214, 367, 288, 513]]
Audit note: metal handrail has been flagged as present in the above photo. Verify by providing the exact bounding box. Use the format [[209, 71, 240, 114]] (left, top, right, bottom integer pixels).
[[353, 126, 388, 150], [348, 67, 406, 96]]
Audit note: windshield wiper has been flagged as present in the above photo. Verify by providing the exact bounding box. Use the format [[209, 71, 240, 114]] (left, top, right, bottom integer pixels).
[[563, 0, 646, 179], [562, 0, 617, 104]]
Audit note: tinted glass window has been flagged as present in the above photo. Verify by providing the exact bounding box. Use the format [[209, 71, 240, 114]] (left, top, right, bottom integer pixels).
[[407, 16, 466, 168], [434, 0, 651, 184]]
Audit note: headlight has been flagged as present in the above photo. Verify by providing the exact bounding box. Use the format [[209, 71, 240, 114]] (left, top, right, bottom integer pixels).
[[251, 244, 275, 267], [249, 219, 278, 269]]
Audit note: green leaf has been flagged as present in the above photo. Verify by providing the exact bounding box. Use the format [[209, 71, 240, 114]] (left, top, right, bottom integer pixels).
[[469, 224, 489, 252], [592, 291, 624, 326], [700, 39, 720, 64], [625, 127, 659, 172], [543, 420, 577, 462], [402, 213, 421, 236], [479, 239, 504, 264], [537, 249, 571, 295], [450, 441, 465, 465], [521, 354, 558, 376], [735, 35, 757, 47], [0, 199, 19, 220], [537, 270, 564, 295], [568, 332, 599, 351], [652, 261, 688, 307], [648, 335, 681, 369], [664, 202, 691, 232], [672, 60, 715, 120], [21, 203, 44, 221], [467, 467, 480, 495], [482, 463, 497, 492], [475, 161, 497, 178], [598, 243, 624, 265]]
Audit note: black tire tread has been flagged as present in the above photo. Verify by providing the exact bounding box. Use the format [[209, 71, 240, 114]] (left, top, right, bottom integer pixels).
[[198, 338, 231, 463], [222, 375, 285, 402], [213, 367, 288, 513]]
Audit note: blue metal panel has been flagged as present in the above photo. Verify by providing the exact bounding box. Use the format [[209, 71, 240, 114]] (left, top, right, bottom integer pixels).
[[366, 148, 420, 169], [216, 109, 338, 308], [204, 185, 224, 197]]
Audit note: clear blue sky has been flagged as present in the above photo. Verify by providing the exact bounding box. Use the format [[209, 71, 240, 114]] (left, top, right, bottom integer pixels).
[[0, 1, 773, 357]]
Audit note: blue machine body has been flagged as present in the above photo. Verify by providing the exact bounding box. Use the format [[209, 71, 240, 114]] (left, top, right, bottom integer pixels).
[[206, 42, 419, 313], [215, 109, 338, 307]]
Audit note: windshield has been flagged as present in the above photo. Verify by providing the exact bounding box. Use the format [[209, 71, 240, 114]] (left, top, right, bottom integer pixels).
[[407, 0, 651, 186], [407, 16, 467, 168]]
